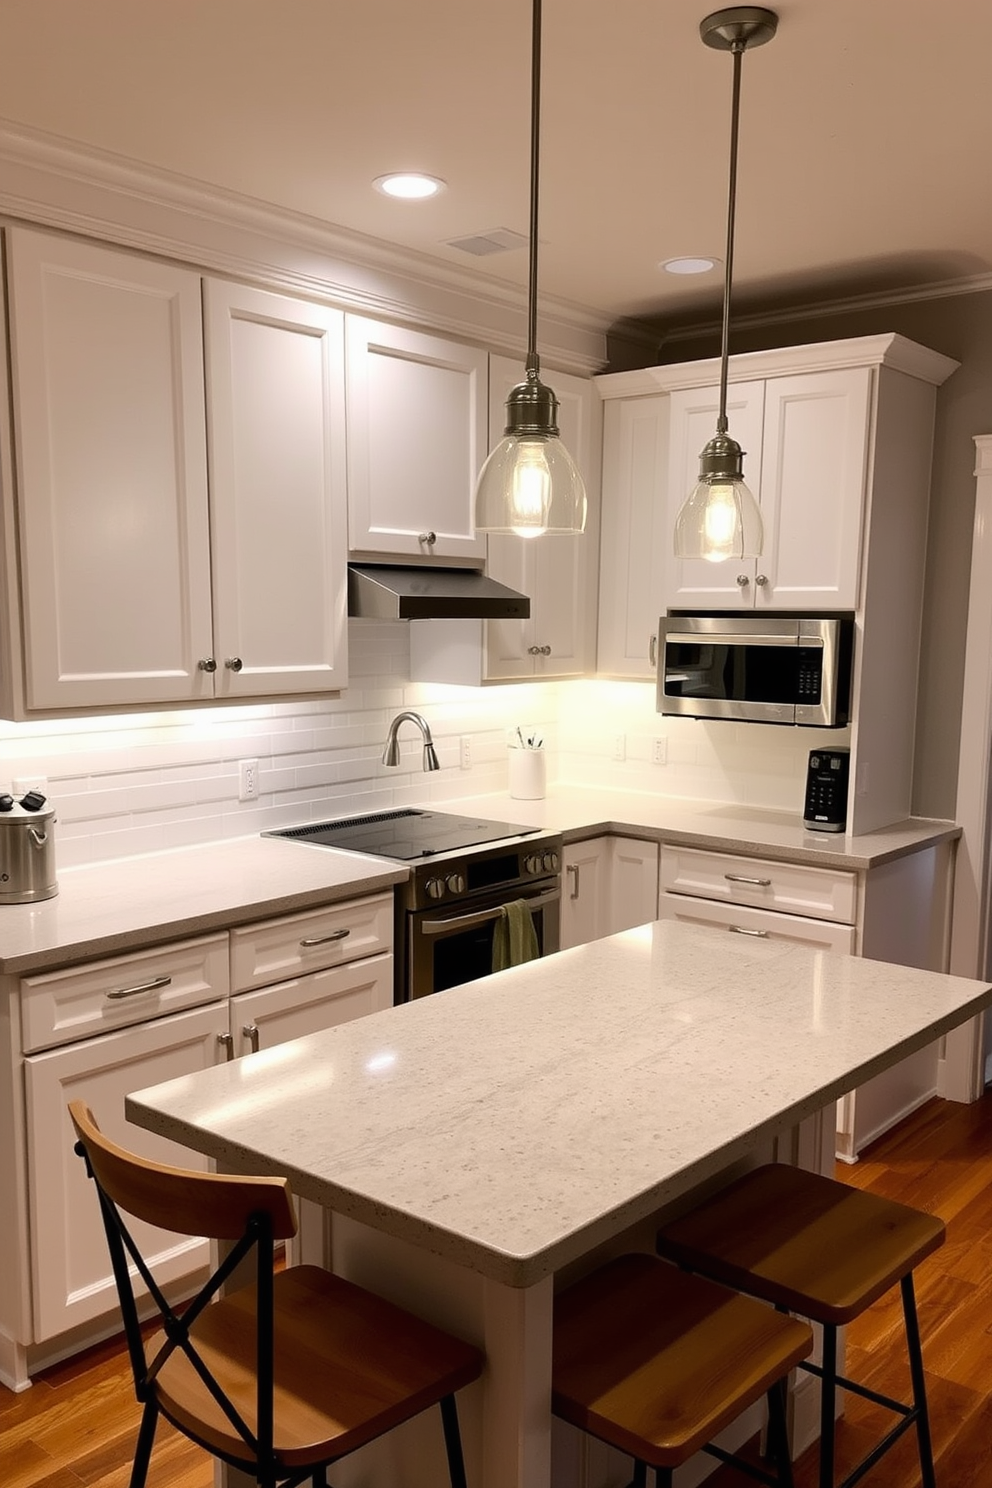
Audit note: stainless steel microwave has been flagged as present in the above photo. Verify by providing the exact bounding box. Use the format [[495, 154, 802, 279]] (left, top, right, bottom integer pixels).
[[657, 613, 854, 727]]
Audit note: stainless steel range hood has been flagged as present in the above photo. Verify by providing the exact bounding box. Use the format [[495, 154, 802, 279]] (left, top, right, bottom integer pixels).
[[348, 565, 530, 621]]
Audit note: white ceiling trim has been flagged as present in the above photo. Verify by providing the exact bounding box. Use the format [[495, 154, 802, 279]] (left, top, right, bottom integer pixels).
[[0, 117, 614, 375]]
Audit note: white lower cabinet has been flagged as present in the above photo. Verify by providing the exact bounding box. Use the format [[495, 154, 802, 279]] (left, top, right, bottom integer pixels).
[[561, 836, 660, 950], [229, 956, 393, 1056], [25, 1001, 225, 1340], [659, 894, 856, 953], [658, 843, 953, 1160], [10, 892, 394, 1376]]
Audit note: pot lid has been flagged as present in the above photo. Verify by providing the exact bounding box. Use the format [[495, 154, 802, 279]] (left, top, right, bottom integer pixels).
[[0, 790, 55, 820]]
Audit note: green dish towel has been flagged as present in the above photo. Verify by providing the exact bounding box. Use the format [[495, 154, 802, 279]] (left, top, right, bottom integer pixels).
[[492, 899, 540, 972]]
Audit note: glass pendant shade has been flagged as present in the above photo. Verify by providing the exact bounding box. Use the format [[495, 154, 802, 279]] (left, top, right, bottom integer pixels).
[[675, 430, 763, 561], [475, 373, 587, 537]]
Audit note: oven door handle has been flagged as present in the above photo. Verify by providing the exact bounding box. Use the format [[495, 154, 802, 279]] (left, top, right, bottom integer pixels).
[[419, 886, 561, 935]]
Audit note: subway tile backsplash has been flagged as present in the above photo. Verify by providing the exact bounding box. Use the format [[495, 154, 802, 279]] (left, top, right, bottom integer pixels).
[[0, 625, 850, 868]]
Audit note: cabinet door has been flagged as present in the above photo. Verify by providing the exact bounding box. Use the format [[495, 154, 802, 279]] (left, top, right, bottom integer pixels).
[[25, 1002, 226, 1341], [664, 381, 766, 609], [204, 281, 349, 695], [345, 317, 487, 559], [231, 953, 393, 1055], [7, 228, 214, 709], [597, 394, 669, 679], [560, 839, 611, 949], [757, 367, 870, 610], [607, 837, 660, 933], [485, 356, 599, 680]]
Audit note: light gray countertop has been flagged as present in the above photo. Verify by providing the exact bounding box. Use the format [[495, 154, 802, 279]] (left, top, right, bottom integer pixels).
[[0, 790, 958, 977], [437, 786, 959, 870], [0, 836, 406, 976], [127, 919, 992, 1288]]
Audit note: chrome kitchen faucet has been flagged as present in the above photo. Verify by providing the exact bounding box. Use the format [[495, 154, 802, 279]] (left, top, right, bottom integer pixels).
[[382, 711, 439, 771]]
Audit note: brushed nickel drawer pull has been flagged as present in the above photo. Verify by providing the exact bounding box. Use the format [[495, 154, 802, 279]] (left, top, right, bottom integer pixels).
[[106, 974, 172, 1001], [567, 863, 580, 899], [217, 1032, 234, 1061], [299, 928, 350, 947], [724, 873, 772, 887], [729, 925, 768, 937], [243, 1023, 260, 1053]]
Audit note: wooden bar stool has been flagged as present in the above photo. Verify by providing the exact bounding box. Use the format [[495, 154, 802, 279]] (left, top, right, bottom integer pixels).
[[655, 1164, 946, 1488], [552, 1252, 813, 1488]]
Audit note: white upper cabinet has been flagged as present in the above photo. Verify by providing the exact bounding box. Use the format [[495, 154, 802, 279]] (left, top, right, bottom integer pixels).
[[203, 280, 348, 696], [4, 229, 350, 713], [345, 316, 487, 560], [596, 394, 669, 679], [664, 366, 871, 611], [7, 227, 215, 710], [485, 356, 600, 680], [596, 337, 956, 687]]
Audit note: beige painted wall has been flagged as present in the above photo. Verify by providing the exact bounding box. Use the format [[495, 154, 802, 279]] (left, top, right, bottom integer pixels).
[[610, 287, 992, 820]]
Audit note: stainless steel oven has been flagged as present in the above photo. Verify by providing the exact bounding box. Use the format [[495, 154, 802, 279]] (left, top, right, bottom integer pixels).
[[404, 862, 561, 1001], [265, 809, 563, 1003]]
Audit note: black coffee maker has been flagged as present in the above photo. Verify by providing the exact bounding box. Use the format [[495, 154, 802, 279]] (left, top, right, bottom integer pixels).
[[803, 748, 850, 833]]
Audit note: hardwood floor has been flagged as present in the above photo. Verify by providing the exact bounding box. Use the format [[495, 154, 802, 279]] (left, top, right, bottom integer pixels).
[[5, 1091, 992, 1488]]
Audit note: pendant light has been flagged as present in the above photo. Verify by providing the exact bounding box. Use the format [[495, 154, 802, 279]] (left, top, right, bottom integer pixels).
[[674, 6, 777, 563], [474, 0, 587, 539]]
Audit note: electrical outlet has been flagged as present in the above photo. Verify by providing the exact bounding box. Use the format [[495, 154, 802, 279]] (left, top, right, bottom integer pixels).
[[652, 737, 668, 766], [613, 733, 626, 762], [856, 761, 870, 797], [238, 758, 259, 802], [460, 736, 472, 771]]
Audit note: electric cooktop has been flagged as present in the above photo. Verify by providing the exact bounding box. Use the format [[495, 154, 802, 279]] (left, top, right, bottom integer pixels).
[[264, 807, 540, 861]]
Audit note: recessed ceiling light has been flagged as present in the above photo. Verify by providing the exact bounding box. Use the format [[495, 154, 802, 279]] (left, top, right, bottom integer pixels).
[[373, 173, 446, 200], [662, 256, 720, 275]]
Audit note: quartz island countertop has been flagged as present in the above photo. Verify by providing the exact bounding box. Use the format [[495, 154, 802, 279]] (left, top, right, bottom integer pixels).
[[127, 918, 992, 1288]]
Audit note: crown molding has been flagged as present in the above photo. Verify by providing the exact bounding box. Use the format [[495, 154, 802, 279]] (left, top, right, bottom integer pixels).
[[0, 118, 610, 376], [595, 332, 960, 400], [653, 270, 992, 357]]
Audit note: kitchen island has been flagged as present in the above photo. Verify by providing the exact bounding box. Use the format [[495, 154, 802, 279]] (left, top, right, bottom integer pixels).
[[127, 919, 992, 1488]]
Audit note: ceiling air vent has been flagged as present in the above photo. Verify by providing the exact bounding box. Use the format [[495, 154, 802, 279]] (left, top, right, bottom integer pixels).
[[445, 228, 529, 257]]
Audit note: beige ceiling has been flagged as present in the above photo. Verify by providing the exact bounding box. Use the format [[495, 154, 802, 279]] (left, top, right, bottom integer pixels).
[[0, 0, 988, 332]]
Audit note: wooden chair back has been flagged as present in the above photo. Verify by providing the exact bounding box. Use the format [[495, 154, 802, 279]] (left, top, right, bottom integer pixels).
[[68, 1099, 297, 1240], [69, 1099, 293, 1470]]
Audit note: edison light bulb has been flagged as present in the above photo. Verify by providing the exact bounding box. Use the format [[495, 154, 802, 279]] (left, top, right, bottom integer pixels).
[[508, 440, 552, 537], [702, 482, 739, 561]]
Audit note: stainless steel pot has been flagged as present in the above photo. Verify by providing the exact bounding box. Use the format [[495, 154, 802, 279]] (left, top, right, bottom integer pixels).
[[0, 795, 58, 903]]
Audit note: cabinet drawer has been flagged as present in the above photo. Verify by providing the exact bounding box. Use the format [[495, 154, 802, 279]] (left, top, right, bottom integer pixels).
[[659, 892, 857, 953], [21, 935, 230, 1054], [230, 893, 393, 993], [660, 846, 857, 924]]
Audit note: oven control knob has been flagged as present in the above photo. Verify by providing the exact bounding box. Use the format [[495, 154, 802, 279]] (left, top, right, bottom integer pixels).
[[542, 850, 560, 873], [524, 854, 543, 875], [445, 872, 466, 895], [425, 877, 446, 900]]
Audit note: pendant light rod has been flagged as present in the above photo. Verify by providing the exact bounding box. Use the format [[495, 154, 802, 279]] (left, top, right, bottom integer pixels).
[[701, 7, 778, 434], [526, 0, 543, 377], [716, 42, 743, 436]]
